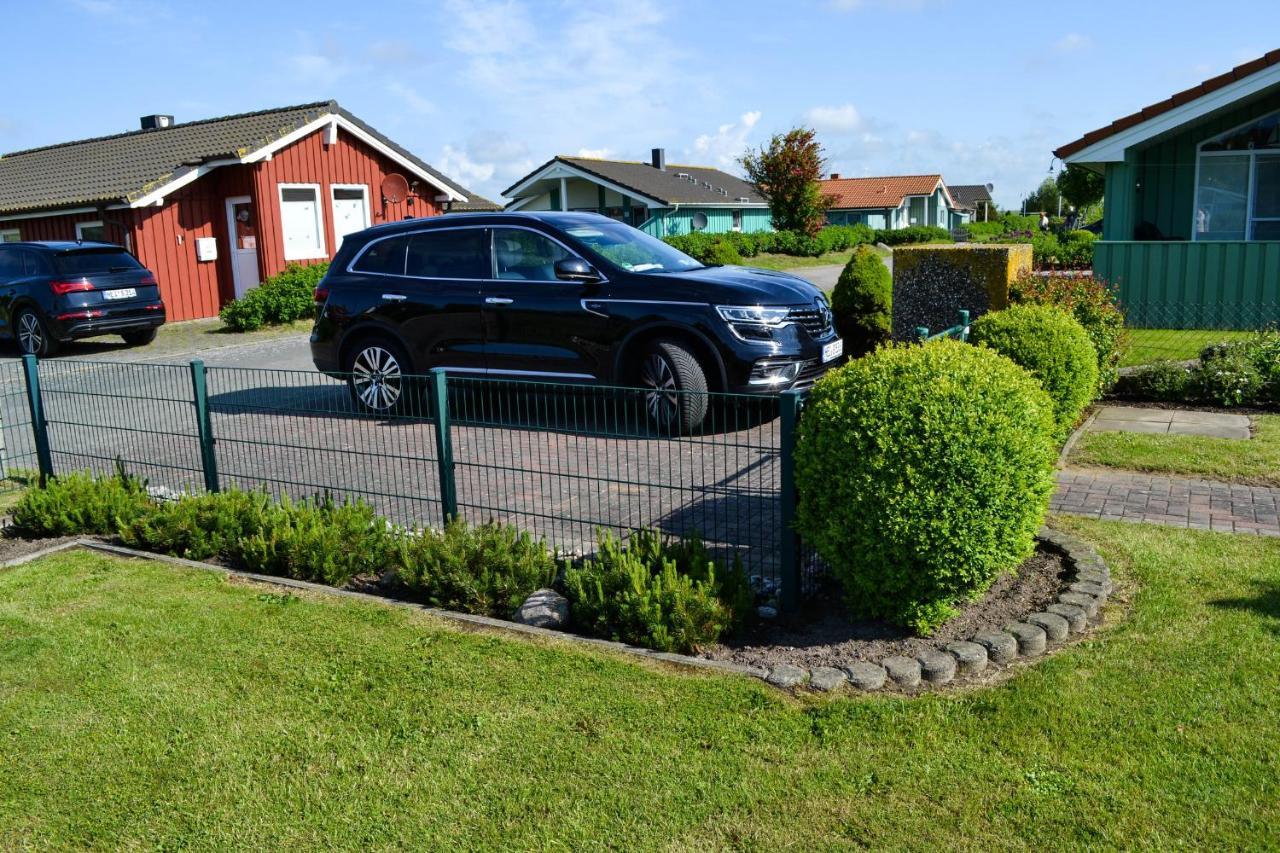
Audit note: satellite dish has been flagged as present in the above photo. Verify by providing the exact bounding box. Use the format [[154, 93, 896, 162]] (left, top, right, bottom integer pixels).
[[381, 173, 410, 204], [691, 211, 709, 231], [986, 182, 995, 193]]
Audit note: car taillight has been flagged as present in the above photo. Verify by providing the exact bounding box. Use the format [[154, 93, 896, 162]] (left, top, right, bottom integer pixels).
[[140, 273, 158, 287], [313, 285, 329, 304], [50, 278, 94, 295]]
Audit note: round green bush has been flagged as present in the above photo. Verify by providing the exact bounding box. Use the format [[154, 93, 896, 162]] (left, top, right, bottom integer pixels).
[[830, 245, 891, 356], [1195, 345, 1264, 407], [1125, 360, 1192, 402], [969, 305, 1099, 441], [794, 340, 1057, 634], [705, 240, 743, 266]]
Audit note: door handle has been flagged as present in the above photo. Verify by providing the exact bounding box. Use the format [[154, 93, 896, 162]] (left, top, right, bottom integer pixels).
[[485, 297, 514, 305], [381, 293, 407, 302]]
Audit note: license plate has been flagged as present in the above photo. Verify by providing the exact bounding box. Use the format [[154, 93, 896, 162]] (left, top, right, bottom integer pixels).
[[822, 338, 843, 363], [103, 288, 137, 301]]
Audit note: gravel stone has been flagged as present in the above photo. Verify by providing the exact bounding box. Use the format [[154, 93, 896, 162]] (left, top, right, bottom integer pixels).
[[808, 666, 848, 692], [765, 664, 808, 688], [1058, 591, 1100, 618], [917, 649, 956, 684], [756, 605, 779, 620], [1047, 602, 1088, 633], [881, 655, 922, 687], [974, 630, 1018, 664], [843, 662, 887, 691], [512, 588, 570, 629], [1026, 611, 1070, 642], [945, 641, 988, 675], [1003, 621, 1047, 656]]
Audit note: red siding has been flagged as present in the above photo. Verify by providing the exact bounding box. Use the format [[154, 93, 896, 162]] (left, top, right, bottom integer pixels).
[[5, 124, 448, 321]]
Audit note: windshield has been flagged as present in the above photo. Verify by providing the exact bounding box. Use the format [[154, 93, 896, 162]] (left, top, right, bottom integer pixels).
[[53, 249, 143, 276], [562, 220, 704, 274]]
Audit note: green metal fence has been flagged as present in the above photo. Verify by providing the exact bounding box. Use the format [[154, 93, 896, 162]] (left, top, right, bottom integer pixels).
[[1118, 302, 1278, 368], [12, 356, 807, 609]]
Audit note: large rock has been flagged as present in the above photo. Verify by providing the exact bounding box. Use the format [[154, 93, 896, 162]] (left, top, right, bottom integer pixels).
[[513, 588, 570, 629]]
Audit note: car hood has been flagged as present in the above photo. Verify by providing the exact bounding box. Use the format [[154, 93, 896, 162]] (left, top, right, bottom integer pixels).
[[653, 265, 824, 305]]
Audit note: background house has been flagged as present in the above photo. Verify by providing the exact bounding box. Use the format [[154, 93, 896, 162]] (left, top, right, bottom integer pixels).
[[820, 174, 967, 230], [948, 183, 996, 223], [1055, 49, 1280, 326], [502, 149, 772, 236], [0, 101, 497, 321]]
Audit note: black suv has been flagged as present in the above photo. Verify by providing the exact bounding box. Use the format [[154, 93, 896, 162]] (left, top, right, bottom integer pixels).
[[310, 212, 842, 428], [0, 241, 166, 356]]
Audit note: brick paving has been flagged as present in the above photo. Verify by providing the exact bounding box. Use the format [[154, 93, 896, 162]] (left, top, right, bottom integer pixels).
[[1053, 468, 1280, 536]]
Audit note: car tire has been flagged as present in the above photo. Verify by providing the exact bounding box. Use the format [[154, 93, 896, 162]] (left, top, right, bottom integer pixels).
[[121, 328, 158, 347], [14, 308, 59, 357], [637, 339, 708, 433], [344, 337, 416, 416]]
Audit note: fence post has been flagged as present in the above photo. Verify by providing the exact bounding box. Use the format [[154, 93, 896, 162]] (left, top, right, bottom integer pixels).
[[189, 360, 220, 493], [20, 354, 53, 485], [915, 325, 930, 342], [778, 389, 802, 614], [958, 309, 971, 342], [431, 369, 457, 525]]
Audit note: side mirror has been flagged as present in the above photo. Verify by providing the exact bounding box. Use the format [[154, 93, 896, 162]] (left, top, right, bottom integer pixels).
[[554, 258, 601, 283]]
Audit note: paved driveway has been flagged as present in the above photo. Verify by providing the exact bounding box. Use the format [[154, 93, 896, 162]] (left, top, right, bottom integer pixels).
[[789, 249, 892, 293]]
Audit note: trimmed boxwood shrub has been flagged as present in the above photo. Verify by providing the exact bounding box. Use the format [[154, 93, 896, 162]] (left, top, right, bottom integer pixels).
[[219, 262, 327, 332], [794, 340, 1057, 634], [969, 304, 1099, 441], [872, 225, 951, 246], [830, 245, 891, 355], [1009, 274, 1126, 393], [705, 241, 743, 266]]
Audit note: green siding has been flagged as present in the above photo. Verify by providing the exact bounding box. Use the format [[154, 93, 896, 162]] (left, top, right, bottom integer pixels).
[[1094, 240, 1280, 327], [640, 207, 773, 237]]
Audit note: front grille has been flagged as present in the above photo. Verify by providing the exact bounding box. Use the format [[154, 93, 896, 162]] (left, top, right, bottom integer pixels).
[[788, 306, 832, 339], [790, 359, 826, 393]]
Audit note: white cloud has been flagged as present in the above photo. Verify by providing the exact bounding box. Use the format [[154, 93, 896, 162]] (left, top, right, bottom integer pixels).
[[439, 144, 496, 186], [1053, 33, 1092, 54], [805, 103, 863, 133], [387, 81, 435, 116], [577, 148, 614, 159], [692, 111, 762, 170]]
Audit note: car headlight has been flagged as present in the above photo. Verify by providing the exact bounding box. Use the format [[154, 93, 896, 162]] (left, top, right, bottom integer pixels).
[[716, 305, 791, 326]]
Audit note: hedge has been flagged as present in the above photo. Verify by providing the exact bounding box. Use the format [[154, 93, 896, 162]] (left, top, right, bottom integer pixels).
[[219, 262, 328, 332]]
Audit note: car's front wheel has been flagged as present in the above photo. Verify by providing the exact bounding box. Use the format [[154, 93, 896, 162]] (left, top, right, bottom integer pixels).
[[637, 339, 708, 433], [14, 308, 59, 357], [345, 338, 414, 416]]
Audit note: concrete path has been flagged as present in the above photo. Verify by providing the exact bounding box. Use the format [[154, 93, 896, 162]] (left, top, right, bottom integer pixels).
[[1088, 405, 1252, 440], [1052, 469, 1280, 536]]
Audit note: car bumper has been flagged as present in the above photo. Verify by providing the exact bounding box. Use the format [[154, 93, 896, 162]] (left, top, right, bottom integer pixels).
[[54, 306, 166, 340]]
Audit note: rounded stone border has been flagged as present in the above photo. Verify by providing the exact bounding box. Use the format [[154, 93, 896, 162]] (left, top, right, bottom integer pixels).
[[1, 529, 1112, 697], [758, 526, 1114, 693]]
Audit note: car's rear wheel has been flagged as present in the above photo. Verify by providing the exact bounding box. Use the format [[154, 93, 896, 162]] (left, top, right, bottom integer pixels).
[[14, 308, 58, 357], [345, 338, 415, 416], [121, 328, 157, 347], [637, 339, 708, 433]]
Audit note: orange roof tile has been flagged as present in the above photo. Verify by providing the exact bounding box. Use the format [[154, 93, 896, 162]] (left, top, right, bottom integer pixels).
[[819, 174, 944, 210]]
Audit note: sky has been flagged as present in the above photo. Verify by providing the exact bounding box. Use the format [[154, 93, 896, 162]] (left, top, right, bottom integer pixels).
[[3, 0, 1276, 209]]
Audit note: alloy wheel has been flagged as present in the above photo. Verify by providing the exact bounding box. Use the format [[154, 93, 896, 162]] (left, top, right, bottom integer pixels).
[[640, 353, 679, 426], [350, 345, 403, 412], [17, 313, 43, 356]]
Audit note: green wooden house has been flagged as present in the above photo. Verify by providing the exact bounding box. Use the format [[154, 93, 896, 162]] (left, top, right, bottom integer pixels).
[[1055, 49, 1280, 327], [501, 149, 772, 237]]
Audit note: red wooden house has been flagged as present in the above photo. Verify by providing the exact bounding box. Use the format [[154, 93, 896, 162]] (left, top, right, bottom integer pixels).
[[0, 101, 498, 321]]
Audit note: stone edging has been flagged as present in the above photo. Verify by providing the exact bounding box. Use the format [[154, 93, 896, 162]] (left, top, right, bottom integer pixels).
[[760, 526, 1113, 692], [4, 531, 1111, 696], [1058, 409, 1099, 468]]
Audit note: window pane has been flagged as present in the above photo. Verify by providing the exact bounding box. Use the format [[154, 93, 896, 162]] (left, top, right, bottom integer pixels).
[[353, 236, 409, 275], [1252, 221, 1280, 240], [493, 228, 572, 280], [1195, 155, 1249, 240], [53, 248, 142, 275], [405, 229, 489, 279], [1201, 111, 1280, 152], [77, 223, 107, 242], [333, 188, 365, 201], [22, 251, 50, 276], [0, 230, 20, 243], [281, 187, 318, 203], [0, 250, 20, 279], [1252, 154, 1280, 220]]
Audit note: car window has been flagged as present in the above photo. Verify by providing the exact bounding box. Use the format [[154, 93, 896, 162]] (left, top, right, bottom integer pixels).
[[0, 249, 20, 281], [405, 228, 490, 279], [562, 220, 703, 274], [21, 251, 50, 276], [493, 228, 573, 281], [352, 235, 409, 275], [52, 248, 143, 276]]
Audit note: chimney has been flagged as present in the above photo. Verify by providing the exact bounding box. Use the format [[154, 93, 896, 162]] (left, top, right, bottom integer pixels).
[[830, 173, 841, 180], [140, 114, 174, 131], [651, 148, 666, 171]]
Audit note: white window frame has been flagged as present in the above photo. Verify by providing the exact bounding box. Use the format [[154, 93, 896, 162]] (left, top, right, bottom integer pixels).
[[330, 183, 372, 240], [731, 209, 743, 232], [278, 183, 327, 261], [0, 228, 20, 243], [1192, 108, 1280, 241], [75, 220, 106, 242]]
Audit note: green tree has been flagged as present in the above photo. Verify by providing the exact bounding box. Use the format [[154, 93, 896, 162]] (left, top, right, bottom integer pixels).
[[1056, 165, 1105, 217], [739, 127, 832, 236], [1022, 177, 1061, 217]]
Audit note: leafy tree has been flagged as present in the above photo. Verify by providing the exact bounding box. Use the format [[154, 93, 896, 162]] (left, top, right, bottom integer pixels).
[[1022, 177, 1061, 216], [1056, 165, 1105, 215], [739, 127, 832, 236]]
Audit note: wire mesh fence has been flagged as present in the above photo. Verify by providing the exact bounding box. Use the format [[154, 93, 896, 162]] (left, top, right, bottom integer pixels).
[[0, 360, 37, 495], [1119, 302, 1279, 368]]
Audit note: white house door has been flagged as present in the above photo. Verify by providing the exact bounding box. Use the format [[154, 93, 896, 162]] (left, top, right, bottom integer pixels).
[[225, 196, 260, 299], [331, 186, 370, 249]]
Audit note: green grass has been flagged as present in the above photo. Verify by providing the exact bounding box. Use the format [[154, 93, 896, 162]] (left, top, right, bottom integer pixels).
[[1072, 413, 1280, 485], [747, 244, 893, 272], [2, 526, 1278, 848], [1121, 328, 1254, 367]]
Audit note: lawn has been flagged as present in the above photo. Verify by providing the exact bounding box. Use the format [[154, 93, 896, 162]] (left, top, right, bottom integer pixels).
[[1073, 414, 1280, 485], [2, 525, 1278, 848], [1121, 327, 1254, 367], [746, 244, 894, 272]]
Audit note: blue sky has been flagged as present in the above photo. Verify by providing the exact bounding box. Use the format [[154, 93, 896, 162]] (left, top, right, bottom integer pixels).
[[3, 0, 1275, 208]]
